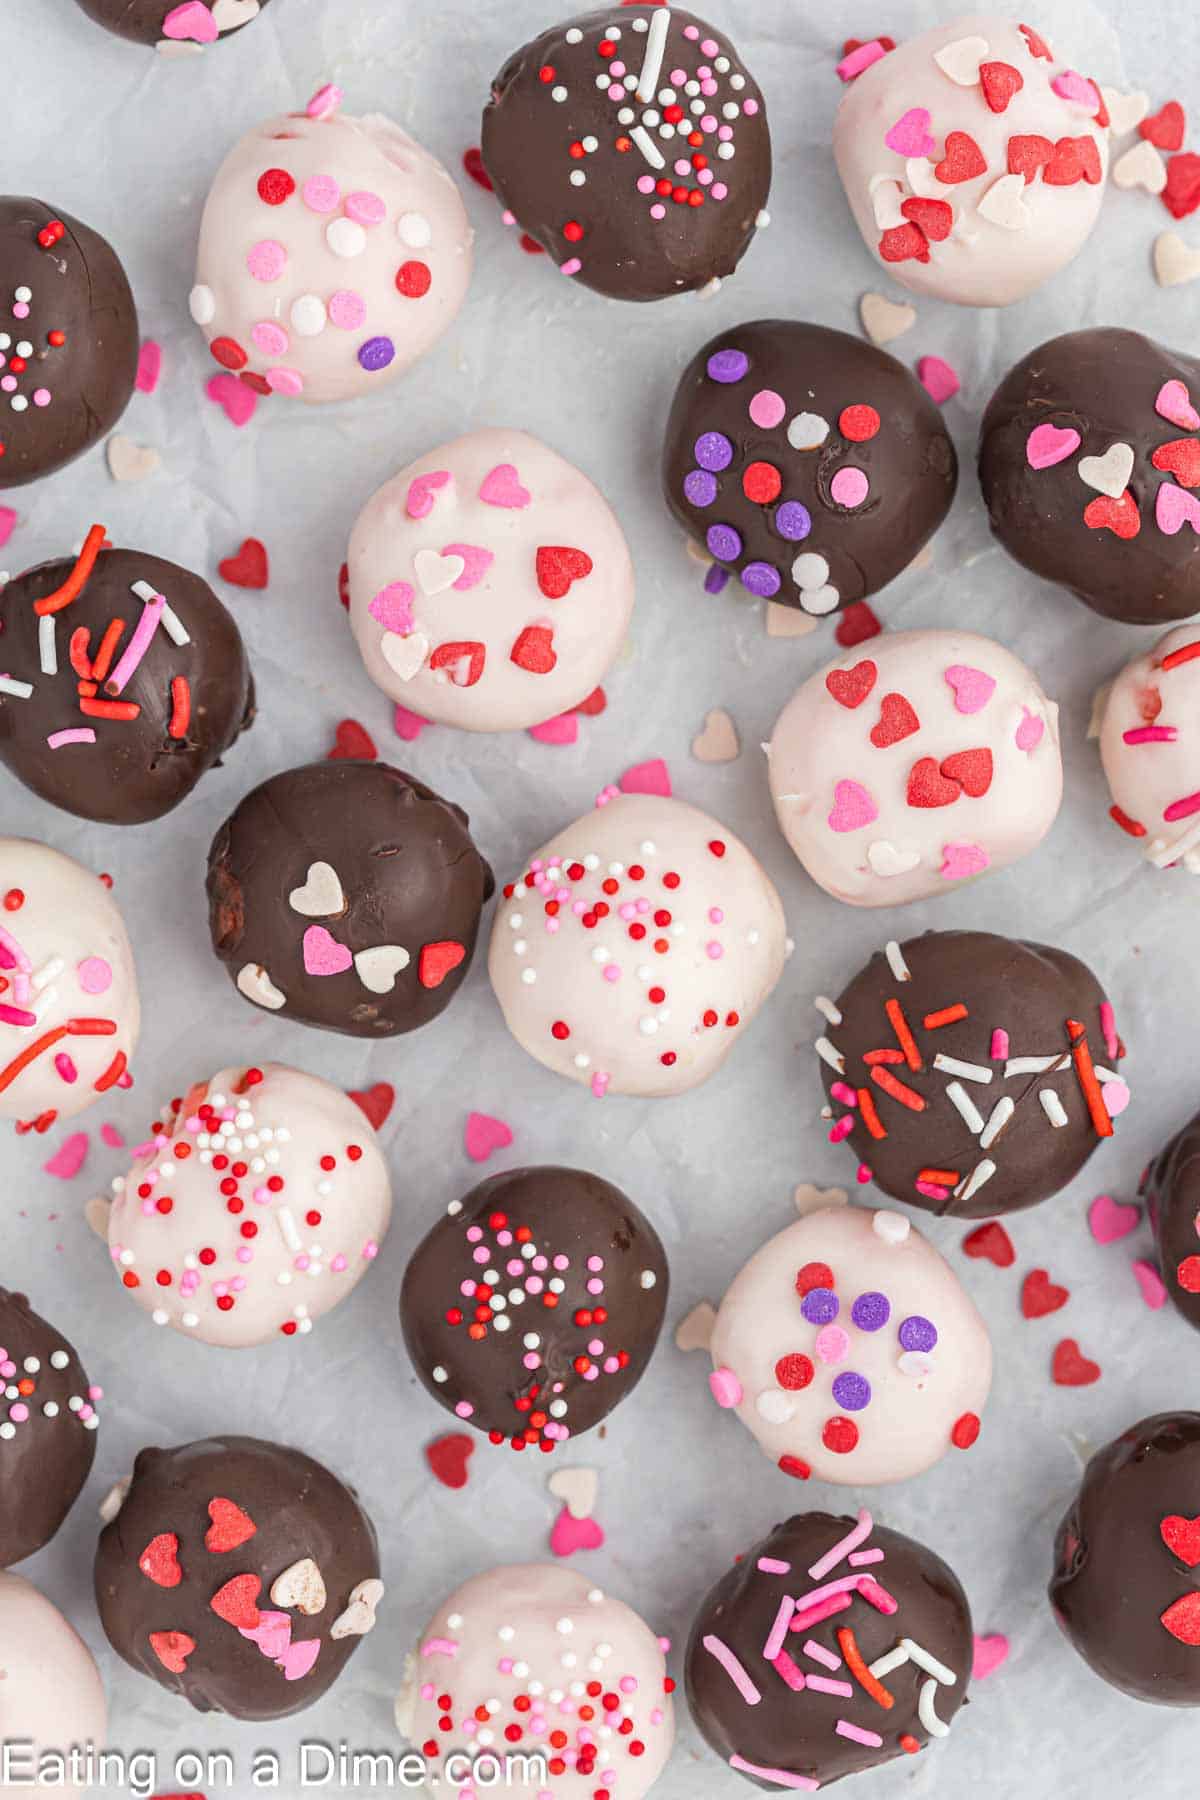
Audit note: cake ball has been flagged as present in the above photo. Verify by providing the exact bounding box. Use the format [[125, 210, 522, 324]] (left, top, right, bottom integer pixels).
[[191, 87, 471, 404], [980, 329, 1200, 625], [481, 8, 770, 303], [687, 1511, 973, 1788], [0, 197, 137, 488], [348, 429, 635, 731], [770, 630, 1061, 903], [106, 1061, 391, 1347], [816, 930, 1129, 1217], [489, 792, 787, 1098], [1050, 1412, 1200, 1704], [834, 17, 1108, 307], [662, 321, 957, 616], [0, 533, 254, 826], [707, 1203, 991, 1485], [1142, 1113, 1200, 1335], [401, 1165, 668, 1451], [0, 1289, 99, 1568], [206, 760, 493, 1036], [0, 1572, 107, 1800], [72, 0, 274, 47], [396, 1564, 674, 1794], [1098, 626, 1200, 868], [94, 1435, 381, 1719], [0, 838, 140, 1130]]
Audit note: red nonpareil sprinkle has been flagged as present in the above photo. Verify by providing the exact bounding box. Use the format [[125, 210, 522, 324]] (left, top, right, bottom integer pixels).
[[857, 1087, 887, 1139], [884, 997, 922, 1070], [900, 1735, 922, 1755], [396, 260, 432, 298], [742, 461, 782, 504], [924, 1003, 967, 1029], [870, 1064, 926, 1112], [210, 335, 248, 371], [257, 167, 296, 205], [951, 1411, 981, 1450], [1109, 804, 1147, 838], [33, 524, 106, 617], [839, 404, 881, 443], [37, 220, 66, 249]]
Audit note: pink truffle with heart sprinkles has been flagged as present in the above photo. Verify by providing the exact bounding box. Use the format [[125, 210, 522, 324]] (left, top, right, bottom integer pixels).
[[190, 86, 471, 404], [1098, 627, 1200, 871], [488, 793, 788, 1098]]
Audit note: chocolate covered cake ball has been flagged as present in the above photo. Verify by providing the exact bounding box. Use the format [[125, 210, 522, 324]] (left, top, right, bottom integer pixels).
[[707, 1203, 990, 1485], [489, 792, 787, 1098], [1142, 1115, 1200, 1335], [980, 329, 1200, 625], [0, 198, 137, 488], [687, 1511, 973, 1788], [94, 1435, 381, 1719], [73, 0, 274, 47], [769, 630, 1062, 905], [481, 8, 770, 302], [348, 429, 635, 731], [1098, 626, 1200, 869], [1050, 1412, 1200, 1704], [0, 1289, 99, 1568], [396, 1564, 675, 1794], [816, 930, 1128, 1217], [206, 760, 493, 1036], [106, 1062, 391, 1347], [0, 1572, 108, 1798], [0, 531, 254, 825], [401, 1165, 668, 1451], [834, 17, 1108, 307], [662, 322, 956, 616], [191, 86, 471, 404], [0, 838, 140, 1130]]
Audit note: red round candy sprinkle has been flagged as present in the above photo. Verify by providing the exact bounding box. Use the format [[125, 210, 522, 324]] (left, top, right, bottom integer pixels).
[[822, 1416, 859, 1454], [1177, 1256, 1200, 1294], [951, 1410, 982, 1450], [257, 168, 296, 205], [742, 460, 782, 504], [209, 336, 248, 371], [775, 1353, 814, 1390], [3, 889, 24, 911], [795, 1260, 834, 1296], [396, 260, 432, 299], [839, 403, 881, 443]]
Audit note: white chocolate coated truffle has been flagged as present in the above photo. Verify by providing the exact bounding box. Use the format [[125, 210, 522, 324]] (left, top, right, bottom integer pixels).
[[834, 16, 1108, 306], [107, 1063, 391, 1347], [488, 794, 787, 1098], [192, 98, 471, 402], [347, 430, 635, 731], [1100, 626, 1200, 871], [0, 1572, 107, 1800], [709, 1205, 993, 1485], [768, 628, 1062, 906], [0, 839, 139, 1127], [395, 1564, 674, 1798]]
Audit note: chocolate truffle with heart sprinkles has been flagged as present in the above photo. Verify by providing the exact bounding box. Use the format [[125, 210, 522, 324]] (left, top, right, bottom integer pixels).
[[1141, 1114, 1200, 1335], [0, 197, 138, 488], [481, 7, 771, 302], [94, 1435, 382, 1720], [979, 328, 1200, 624], [401, 1165, 669, 1451], [73, 0, 274, 47], [663, 321, 957, 615], [815, 930, 1129, 1217], [1050, 1412, 1200, 1704], [206, 760, 494, 1037], [0, 1289, 100, 1569], [0, 531, 254, 825], [687, 1510, 973, 1788]]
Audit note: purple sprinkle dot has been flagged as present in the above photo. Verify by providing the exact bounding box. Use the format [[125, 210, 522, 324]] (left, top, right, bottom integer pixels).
[[741, 561, 781, 598], [694, 430, 734, 472], [851, 1291, 891, 1333], [703, 565, 730, 595], [683, 469, 718, 507], [831, 1371, 872, 1412], [706, 348, 748, 385], [706, 522, 742, 562], [801, 1286, 839, 1326], [898, 1315, 938, 1354], [774, 500, 812, 543], [357, 336, 395, 372]]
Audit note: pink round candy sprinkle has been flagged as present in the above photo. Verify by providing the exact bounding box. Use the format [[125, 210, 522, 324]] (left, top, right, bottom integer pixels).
[[246, 239, 287, 282], [302, 174, 341, 214], [712, 182, 728, 200], [77, 956, 113, 994], [831, 467, 870, 509], [744, 98, 760, 115], [344, 190, 386, 227], [328, 289, 366, 330], [11, 303, 29, 321], [1, 377, 15, 393], [650, 205, 666, 220], [265, 367, 304, 396], [701, 36, 718, 53], [748, 388, 785, 429], [32, 388, 50, 407], [9, 1404, 28, 1424], [251, 320, 289, 356], [637, 175, 655, 195], [815, 1324, 850, 1365]]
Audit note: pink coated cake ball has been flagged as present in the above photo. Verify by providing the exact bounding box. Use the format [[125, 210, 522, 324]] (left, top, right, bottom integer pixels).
[[0, 1572, 108, 1800], [1097, 625, 1200, 873], [191, 87, 472, 404]]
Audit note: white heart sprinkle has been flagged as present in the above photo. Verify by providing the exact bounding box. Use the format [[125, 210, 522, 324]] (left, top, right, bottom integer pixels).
[[933, 34, 988, 85], [905, 155, 943, 198], [288, 860, 346, 918], [270, 1557, 327, 1616], [674, 1300, 716, 1354], [331, 1577, 385, 1639], [976, 173, 1030, 231], [1100, 87, 1149, 135], [353, 944, 411, 994], [1112, 139, 1167, 194], [1078, 442, 1135, 498], [867, 840, 922, 878], [106, 435, 160, 483], [236, 962, 287, 1010], [793, 1183, 849, 1217], [868, 176, 906, 230], [547, 1467, 599, 1519], [414, 548, 465, 596], [859, 291, 916, 347], [1154, 231, 1200, 289], [212, 0, 260, 26], [691, 707, 740, 763], [787, 412, 830, 451], [381, 630, 430, 682]]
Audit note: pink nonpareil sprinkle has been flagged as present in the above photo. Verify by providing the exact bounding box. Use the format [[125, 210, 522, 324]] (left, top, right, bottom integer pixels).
[[43, 1132, 89, 1180], [135, 342, 163, 394]]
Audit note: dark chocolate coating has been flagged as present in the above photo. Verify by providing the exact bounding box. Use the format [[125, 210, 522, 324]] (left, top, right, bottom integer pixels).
[[1050, 1412, 1200, 1705], [0, 547, 254, 825], [1143, 1113, 1200, 1333], [819, 931, 1124, 1218], [481, 8, 770, 303], [0, 197, 138, 488], [979, 328, 1200, 626], [94, 1435, 379, 1719], [401, 1165, 669, 1448], [687, 1511, 973, 1788], [663, 320, 957, 612], [207, 759, 494, 1038], [0, 1288, 97, 1568], [72, 0, 273, 46]]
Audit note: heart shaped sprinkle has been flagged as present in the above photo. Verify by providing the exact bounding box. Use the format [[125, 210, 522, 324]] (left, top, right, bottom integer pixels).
[[442, 543, 494, 590], [382, 630, 431, 682], [205, 1497, 257, 1553], [980, 60, 1023, 112], [236, 963, 286, 1010], [414, 548, 465, 596], [536, 545, 594, 598], [404, 469, 451, 519], [327, 718, 378, 760], [1157, 484, 1200, 536], [162, 0, 218, 42], [945, 664, 997, 714], [828, 779, 879, 833], [353, 945, 411, 994], [941, 747, 993, 797], [1087, 1193, 1140, 1244], [1008, 134, 1054, 184], [1141, 101, 1187, 153], [867, 840, 921, 877], [1021, 1268, 1069, 1318], [1084, 490, 1141, 538], [218, 537, 268, 589], [210, 1573, 262, 1630], [935, 131, 987, 184], [331, 1577, 385, 1639], [270, 1558, 327, 1615], [869, 693, 920, 747], [962, 1221, 1015, 1267], [1162, 1514, 1200, 1568], [302, 926, 353, 978], [1016, 707, 1046, 752], [619, 758, 672, 797], [940, 841, 990, 880], [1151, 438, 1200, 487], [419, 940, 466, 989], [1133, 1260, 1168, 1310], [1157, 379, 1200, 430], [464, 1110, 514, 1162], [885, 107, 936, 158], [1026, 422, 1081, 469], [511, 624, 557, 674], [347, 1082, 394, 1129], [972, 1634, 1010, 1680], [692, 707, 740, 762], [139, 1532, 183, 1587], [279, 1637, 321, 1681], [205, 372, 257, 428], [825, 660, 878, 710], [425, 1432, 475, 1489], [1051, 1338, 1101, 1387], [1161, 1593, 1200, 1644], [907, 758, 961, 809], [918, 354, 960, 404], [977, 172, 1030, 230], [149, 1629, 196, 1673], [429, 640, 485, 686], [933, 34, 988, 85], [550, 1506, 606, 1557], [288, 861, 346, 918], [368, 581, 416, 634], [1078, 443, 1136, 498], [479, 463, 531, 509]]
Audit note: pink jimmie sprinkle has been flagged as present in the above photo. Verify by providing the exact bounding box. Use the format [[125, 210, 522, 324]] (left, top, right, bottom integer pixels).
[[1125, 725, 1178, 744], [830, 1082, 858, 1107], [836, 1721, 883, 1749], [857, 1576, 898, 1615], [803, 1639, 843, 1672], [136, 341, 162, 394], [1099, 1001, 1119, 1062], [54, 1054, 78, 1084], [808, 1508, 873, 1581], [702, 1635, 761, 1706], [758, 1558, 791, 1574], [307, 83, 343, 119], [849, 1548, 884, 1567], [763, 1596, 795, 1660], [916, 1180, 951, 1202], [0, 1004, 36, 1028], [730, 1760, 818, 1793], [807, 1675, 855, 1698], [47, 729, 96, 749], [591, 1072, 610, 1099], [829, 1116, 855, 1144], [990, 1028, 1010, 1060], [837, 39, 887, 81], [771, 1649, 806, 1691], [1134, 1259, 1168, 1309], [789, 1590, 853, 1634], [1165, 791, 1200, 822]]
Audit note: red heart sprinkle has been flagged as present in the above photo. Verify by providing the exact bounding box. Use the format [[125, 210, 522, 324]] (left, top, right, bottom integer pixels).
[[205, 1497, 257, 1554], [935, 131, 987, 184], [1161, 1514, 1200, 1568], [941, 747, 993, 798], [778, 1454, 812, 1480], [337, 561, 350, 609], [951, 1411, 982, 1450], [1018, 22, 1053, 59], [825, 660, 877, 709], [210, 1573, 262, 1630], [1152, 439, 1200, 489], [217, 538, 269, 590], [461, 147, 493, 193], [348, 1081, 394, 1130], [980, 60, 1023, 113], [1007, 133, 1055, 183], [835, 601, 882, 648], [149, 1629, 195, 1673], [425, 1432, 475, 1489], [1052, 1338, 1101, 1387], [900, 196, 954, 241], [1084, 491, 1141, 539], [963, 1221, 1016, 1268], [907, 756, 961, 809], [139, 1532, 182, 1588], [879, 222, 930, 264], [1163, 152, 1200, 220], [870, 692, 920, 747], [536, 545, 594, 599], [1141, 101, 1187, 153], [1162, 1593, 1200, 1644], [574, 685, 607, 716], [1021, 1268, 1070, 1318], [429, 640, 486, 686], [327, 718, 377, 761], [1044, 136, 1103, 187], [511, 624, 557, 674], [419, 940, 466, 990]]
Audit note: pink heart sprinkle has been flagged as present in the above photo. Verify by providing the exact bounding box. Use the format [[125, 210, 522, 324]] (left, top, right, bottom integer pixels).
[[205, 372, 257, 428], [442, 543, 495, 590], [479, 463, 531, 509], [529, 713, 580, 746], [278, 1637, 321, 1682], [100, 1123, 125, 1149], [302, 925, 352, 977], [136, 342, 162, 394], [43, 1132, 89, 1180], [945, 663, 997, 714], [884, 107, 936, 158], [828, 778, 878, 834], [240, 1611, 293, 1660], [404, 470, 451, 520], [1088, 1192, 1140, 1246], [1156, 380, 1200, 432], [1133, 1259, 1168, 1310], [0, 506, 18, 548], [1026, 422, 1081, 470], [550, 1506, 606, 1558], [940, 841, 990, 881], [1156, 483, 1200, 537], [162, 0, 218, 42], [917, 355, 960, 405], [1051, 70, 1099, 110], [972, 1634, 1010, 1681], [368, 580, 416, 634], [619, 758, 672, 797], [394, 704, 429, 742], [1015, 706, 1045, 752], [1101, 1078, 1131, 1118], [464, 1111, 514, 1163]]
